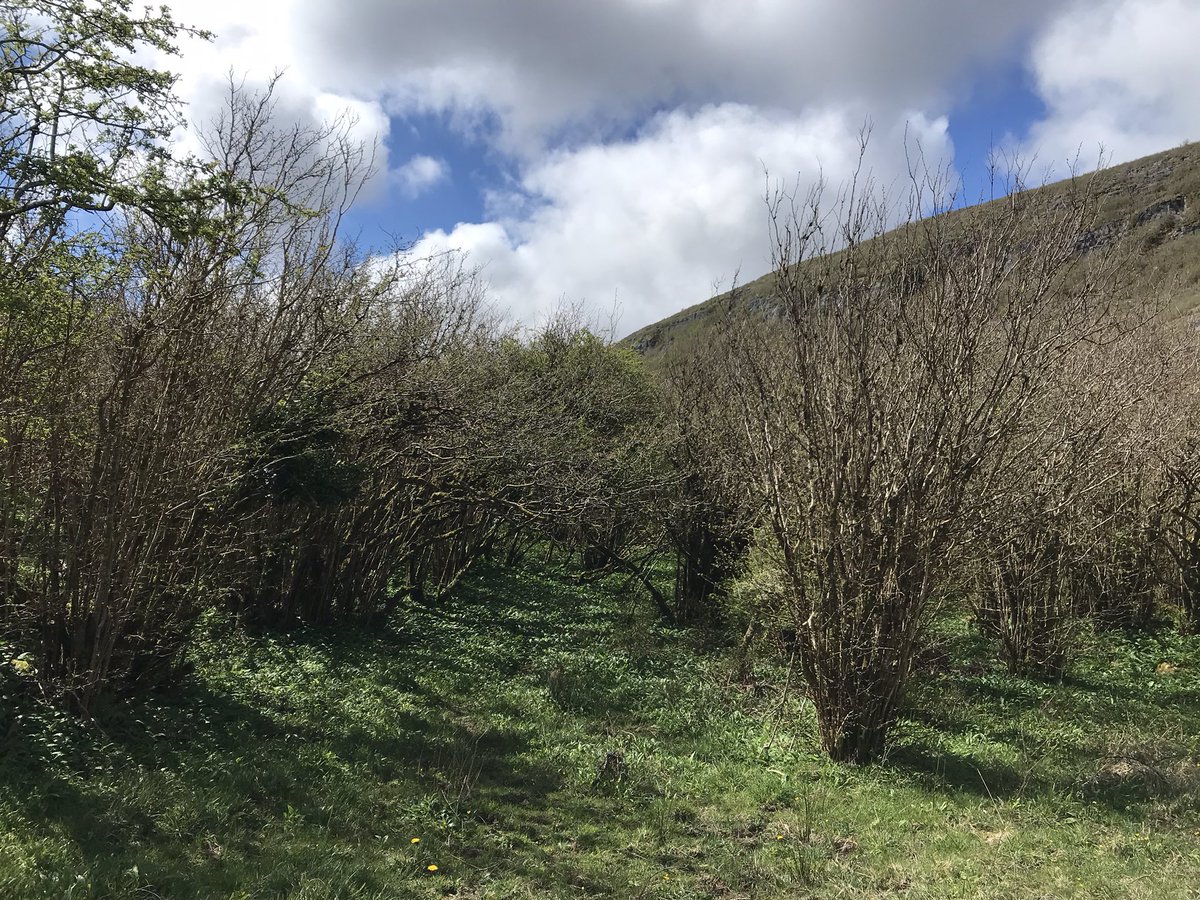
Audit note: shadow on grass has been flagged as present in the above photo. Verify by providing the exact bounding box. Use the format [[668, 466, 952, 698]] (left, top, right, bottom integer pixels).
[[885, 744, 1026, 798], [4, 673, 558, 868], [889, 627, 1200, 816], [0, 565, 610, 896]]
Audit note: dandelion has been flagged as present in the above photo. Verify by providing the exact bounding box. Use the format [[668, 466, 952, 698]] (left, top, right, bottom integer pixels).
[[662, 873, 669, 880], [426, 864, 438, 872], [9, 658, 31, 674], [776, 834, 784, 840], [410, 838, 420, 844]]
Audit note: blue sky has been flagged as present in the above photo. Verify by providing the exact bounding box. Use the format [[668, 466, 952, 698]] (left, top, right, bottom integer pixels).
[[346, 110, 509, 244], [945, 61, 1049, 205], [157, 0, 1200, 336]]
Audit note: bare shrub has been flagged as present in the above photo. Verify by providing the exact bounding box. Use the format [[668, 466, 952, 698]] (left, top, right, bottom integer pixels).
[[720, 148, 1123, 762], [976, 329, 1158, 675], [1159, 321, 1200, 632], [1068, 316, 1200, 635]]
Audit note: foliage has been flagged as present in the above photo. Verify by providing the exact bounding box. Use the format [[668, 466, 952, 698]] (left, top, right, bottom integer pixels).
[[660, 348, 753, 624], [0, 0, 202, 250], [0, 4, 668, 704]]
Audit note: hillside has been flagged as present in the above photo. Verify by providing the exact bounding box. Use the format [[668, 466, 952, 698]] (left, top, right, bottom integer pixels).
[[622, 142, 1200, 360]]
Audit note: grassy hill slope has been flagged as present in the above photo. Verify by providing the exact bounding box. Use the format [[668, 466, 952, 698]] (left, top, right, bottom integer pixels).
[[622, 142, 1200, 361]]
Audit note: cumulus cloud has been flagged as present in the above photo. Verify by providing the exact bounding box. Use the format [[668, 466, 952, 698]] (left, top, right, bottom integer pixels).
[[393, 155, 449, 196], [1024, 0, 1200, 168], [154, 0, 392, 186], [297, 0, 1062, 156], [146, 0, 1197, 334], [411, 105, 951, 333], [149, 0, 1018, 332]]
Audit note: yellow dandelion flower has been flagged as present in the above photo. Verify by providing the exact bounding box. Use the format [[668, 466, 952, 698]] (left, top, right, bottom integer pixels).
[[410, 838, 420, 844], [662, 873, 670, 880], [776, 834, 784, 840], [426, 864, 438, 872], [9, 658, 31, 674]]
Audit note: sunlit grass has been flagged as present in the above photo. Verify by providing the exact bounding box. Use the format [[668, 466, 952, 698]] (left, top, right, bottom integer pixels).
[[1, 562, 1199, 897]]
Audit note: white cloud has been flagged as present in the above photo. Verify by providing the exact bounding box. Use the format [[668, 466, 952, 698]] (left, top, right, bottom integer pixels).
[[297, 0, 1062, 156], [411, 105, 951, 334], [393, 155, 449, 196], [1024, 0, 1200, 169], [149, 0, 996, 332], [153, 0, 392, 187], [146, 0, 1197, 335]]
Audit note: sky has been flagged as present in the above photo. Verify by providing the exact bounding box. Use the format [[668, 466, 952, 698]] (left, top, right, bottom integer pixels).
[[153, 0, 1200, 337]]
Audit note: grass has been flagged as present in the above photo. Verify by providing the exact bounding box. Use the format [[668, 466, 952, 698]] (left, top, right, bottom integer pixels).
[[2, 562, 1200, 898], [622, 140, 1200, 362]]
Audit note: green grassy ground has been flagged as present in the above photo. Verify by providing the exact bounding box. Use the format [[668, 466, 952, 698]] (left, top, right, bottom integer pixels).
[[2, 563, 1199, 899]]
